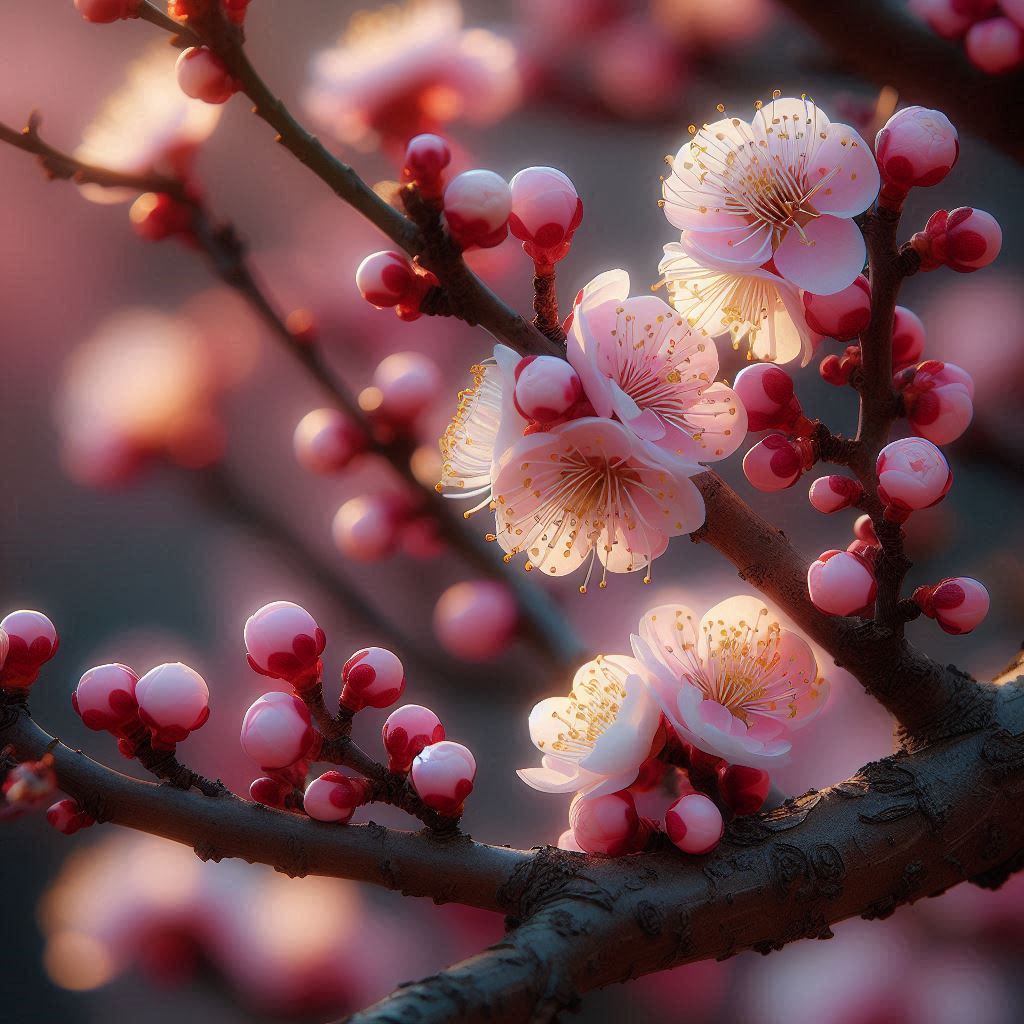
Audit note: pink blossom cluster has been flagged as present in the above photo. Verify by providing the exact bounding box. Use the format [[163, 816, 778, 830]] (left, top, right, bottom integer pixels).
[[912, 0, 1024, 73]]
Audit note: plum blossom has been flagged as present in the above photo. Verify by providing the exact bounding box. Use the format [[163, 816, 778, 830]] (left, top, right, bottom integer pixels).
[[658, 244, 815, 365], [631, 596, 827, 768], [518, 654, 661, 798], [661, 95, 879, 294], [491, 417, 705, 587], [566, 270, 747, 460]]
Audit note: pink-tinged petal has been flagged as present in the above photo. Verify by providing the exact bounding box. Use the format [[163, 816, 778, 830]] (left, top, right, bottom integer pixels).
[[698, 699, 735, 733], [655, 382, 746, 462], [743, 716, 787, 742], [753, 96, 831, 154], [599, 520, 669, 573], [681, 224, 773, 268], [516, 765, 585, 794], [581, 671, 660, 775], [763, 278, 816, 366], [583, 770, 641, 799], [774, 215, 865, 294], [809, 123, 880, 217], [635, 604, 700, 680], [700, 595, 770, 637]]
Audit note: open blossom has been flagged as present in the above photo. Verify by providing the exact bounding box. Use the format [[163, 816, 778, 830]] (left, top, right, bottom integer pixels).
[[631, 597, 827, 768], [303, 0, 520, 152], [567, 270, 747, 460], [662, 95, 879, 294], [74, 43, 221, 203], [491, 417, 705, 587], [658, 244, 815, 365], [518, 655, 661, 798]]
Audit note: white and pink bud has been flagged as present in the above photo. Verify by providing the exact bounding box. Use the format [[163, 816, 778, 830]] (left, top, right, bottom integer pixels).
[[0, 610, 59, 691], [875, 107, 959, 209], [965, 17, 1024, 73], [892, 306, 927, 371], [802, 275, 872, 340], [134, 662, 210, 749], [508, 166, 583, 264], [913, 577, 990, 634], [808, 475, 864, 514], [72, 663, 140, 734], [293, 408, 366, 475], [433, 581, 518, 662], [355, 251, 436, 321], [129, 192, 193, 242], [244, 601, 326, 691], [807, 549, 878, 616], [913, 207, 1002, 273], [443, 170, 512, 250], [402, 134, 452, 200], [895, 359, 975, 445], [175, 47, 238, 105], [411, 740, 476, 816], [240, 692, 320, 770], [382, 704, 445, 772], [568, 791, 653, 856], [74, 0, 139, 21], [876, 437, 953, 521], [742, 433, 813, 492], [512, 355, 583, 424], [303, 771, 373, 823], [340, 647, 405, 712], [366, 352, 442, 425], [665, 792, 724, 855], [732, 364, 809, 434], [717, 764, 771, 816], [332, 494, 407, 562], [46, 799, 96, 835]]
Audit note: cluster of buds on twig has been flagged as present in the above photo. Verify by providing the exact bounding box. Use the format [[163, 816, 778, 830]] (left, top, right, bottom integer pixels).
[[912, 0, 1024, 74]]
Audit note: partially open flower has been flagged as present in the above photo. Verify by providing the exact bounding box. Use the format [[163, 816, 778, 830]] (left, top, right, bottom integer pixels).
[[808, 475, 864, 514], [965, 17, 1024, 73], [134, 663, 210, 749], [340, 647, 405, 712], [512, 355, 583, 423], [73, 664, 140, 734], [244, 601, 326, 692], [382, 704, 445, 772], [508, 166, 583, 264], [303, 772, 373, 823], [876, 437, 953, 521], [665, 792, 723, 854], [742, 433, 812, 492], [913, 577, 990, 634], [892, 306, 927, 371], [433, 581, 518, 661], [411, 740, 476, 815], [875, 106, 959, 209], [293, 409, 366, 475], [0, 610, 59, 691], [631, 597, 827, 768], [443, 170, 512, 249], [241, 693, 320, 770], [912, 207, 1002, 273], [47, 800, 96, 836], [175, 47, 239, 105], [807, 549, 877, 616], [895, 359, 974, 445], [802, 275, 871, 341], [732, 364, 810, 434], [568, 790, 653, 855]]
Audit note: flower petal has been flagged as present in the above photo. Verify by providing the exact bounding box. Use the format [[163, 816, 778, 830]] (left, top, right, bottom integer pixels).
[[809, 123, 880, 218], [773, 215, 865, 294]]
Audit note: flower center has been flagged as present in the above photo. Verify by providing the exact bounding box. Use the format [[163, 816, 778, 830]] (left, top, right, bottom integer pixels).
[[438, 361, 501, 503], [547, 656, 627, 759]]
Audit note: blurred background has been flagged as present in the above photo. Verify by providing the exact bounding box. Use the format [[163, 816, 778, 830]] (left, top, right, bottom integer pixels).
[[2, 1, 1023, 1022]]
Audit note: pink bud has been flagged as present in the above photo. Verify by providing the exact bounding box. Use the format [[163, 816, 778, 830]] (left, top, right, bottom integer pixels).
[[46, 799, 95, 835], [74, 0, 139, 21], [382, 704, 445, 772], [808, 475, 863, 514], [355, 251, 420, 309], [3, 757, 56, 807], [411, 740, 476, 815], [332, 494, 406, 562], [129, 192, 193, 242], [875, 107, 959, 209], [512, 355, 583, 424], [0, 610, 59, 691], [892, 306, 927, 371], [569, 791, 652, 856], [369, 352, 442, 424], [340, 647, 405, 712], [303, 771, 373, 823], [717, 764, 770, 816], [895, 359, 974, 444], [807, 549, 878, 616], [240, 692, 319, 770], [742, 433, 810, 492], [909, 0, 974, 37], [802, 276, 872, 340], [72, 663, 140, 733], [965, 17, 1024, 73], [244, 601, 326, 691], [557, 829, 585, 853], [250, 776, 290, 808], [913, 577, 990, 634], [433, 581, 519, 661], [854, 514, 879, 545], [665, 792, 724, 855], [508, 166, 583, 264], [914, 207, 1002, 273], [1006, 0, 1024, 28], [175, 47, 238, 105], [293, 408, 366, 475], [732, 364, 808, 433], [876, 437, 953, 520], [402, 134, 451, 200], [134, 662, 210, 749], [443, 170, 512, 250]]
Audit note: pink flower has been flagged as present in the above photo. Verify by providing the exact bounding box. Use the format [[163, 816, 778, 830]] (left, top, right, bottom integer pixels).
[[433, 581, 518, 661], [512, 355, 583, 424], [875, 106, 959, 208], [658, 245, 815, 364], [895, 359, 974, 445], [808, 474, 864, 514], [340, 647, 405, 712], [876, 437, 952, 520], [508, 166, 583, 264], [241, 692, 320, 771], [134, 662, 210, 749], [665, 792, 723, 854], [742, 433, 811, 492], [303, 772, 372, 823], [807, 550, 878, 616], [244, 601, 326, 692], [912, 207, 1002, 272], [382, 704, 445, 773], [802, 275, 871, 341], [47, 799, 96, 836], [732, 364, 810, 434], [662, 96, 878, 293], [631, 596, 828, 768], [443, 170, 512, 249], [491, 417, 705, 588], [72, 663, 140, 734], [518, 654, 661, 797], [0, 610, 59, 691], [411, 740, 476, 815], [567, 270, 747, 460], [913, 577, 990, 634], [568, 790, 653, 855], [293, 408, 366, 475]]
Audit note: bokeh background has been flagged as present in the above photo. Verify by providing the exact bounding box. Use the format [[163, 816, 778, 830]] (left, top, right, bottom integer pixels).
[[3, 2, 1023, 1022]]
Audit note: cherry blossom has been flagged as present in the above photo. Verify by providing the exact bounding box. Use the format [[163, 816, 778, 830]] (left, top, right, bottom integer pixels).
[[240, 693, 320, 770], [895, 359, 975, 445], [0, 610, 59, 691], [732, 364, 810, 434], [913, 577, 990, 634], [876, 437, 953, 521], [742, 433, 812, 491], [662, 95, 879, 293], [491, 417, 705, 588], [176, 47, 238, 105], [807, 550, 878, 616], [411, 740, 476, 815], [665, 792, 724, 854], [518, 655, 661, 798], [443, 170, 512, 249], [72, 663, 140, 734], [47, 799, 96, 835], [382, 705, 446, 773], [875, 106, 959, 208], [566, 269, 747, 460], [303, 772, 373, 823], [512, 355, 584, 424], [631, 597, 827, 768], [568, 790, 653, 855], [802, 275, 871, 341], [340, 647, 406, 712], [402, 133, 451, 199], [134, 662, 210, 749], [717, 763, 771, 816], [912, 207, 1003, 272], [355, 251, 436, 321], [808, 475, 864, 514], [508, 166, 583, 265]]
